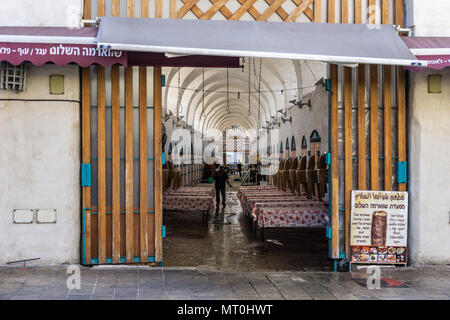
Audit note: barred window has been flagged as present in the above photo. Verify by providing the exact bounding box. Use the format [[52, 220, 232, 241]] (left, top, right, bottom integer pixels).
[[1, 62, 27, 91]]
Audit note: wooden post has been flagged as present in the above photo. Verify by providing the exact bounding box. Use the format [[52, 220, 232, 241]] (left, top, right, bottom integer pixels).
[[95, 0, 106, 266], [111, 66, 120, 263], [357, 66, 366, 190], [344, 67, 352, 257], [170, 0, 177, 18], [341, 0, 348, 23], [382, 2, 392, 191], [127, 0, 134, 17], [124, 0, 135, 264], [125, 67, 134, 263], [355, 1, 365, 191], [97, 66, 106, 264], [397, 68, 407, 191], [396, 0, 407, 192], [327, 0, 335, 23], [139, 0, 150, 263], [155, 0, 162, 18], [383, 66, 392, 191], [368, 0, 376, 23], [154, 66, 163, 263], [83, 0, 91, 20], [354, 0, 361, 24], [369, 2, 378, 191], [111, 0, 121, 266], [382, 0, 390, 25], [395, 0, 403, 27], [330, 64, 339, 259], [314, 0, 321, 23], [370, 65, 379, 191], [82, 68, 91, 265]]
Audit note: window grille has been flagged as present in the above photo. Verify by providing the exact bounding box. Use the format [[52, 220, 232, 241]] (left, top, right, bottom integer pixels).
[[0, 62, 27, 91]]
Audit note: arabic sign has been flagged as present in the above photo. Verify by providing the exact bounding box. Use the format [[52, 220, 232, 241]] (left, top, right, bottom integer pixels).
[[0, 42, 127, 67], [350, 190, 408, 265]]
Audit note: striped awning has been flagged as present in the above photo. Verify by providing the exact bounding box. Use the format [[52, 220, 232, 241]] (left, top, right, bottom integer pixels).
[[402, 37, 450, 70], [0, 26, 239, 68]]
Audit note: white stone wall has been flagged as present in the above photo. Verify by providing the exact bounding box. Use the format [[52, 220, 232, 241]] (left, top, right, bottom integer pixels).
[[0, 0, 82, 27], [407, 0, 450, 264], [408, 70, 450, 265], [413, 0, 450, 37], [279, 85, 329, 158], [0, 65, 80, 265], [0, 1, 83, 264]]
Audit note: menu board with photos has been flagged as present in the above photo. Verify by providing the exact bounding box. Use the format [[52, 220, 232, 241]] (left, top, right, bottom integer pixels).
[[350, 191, 409, 264]]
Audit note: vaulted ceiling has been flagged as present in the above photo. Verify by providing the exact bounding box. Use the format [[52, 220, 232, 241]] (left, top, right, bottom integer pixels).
[[162, 58, 326, 139]]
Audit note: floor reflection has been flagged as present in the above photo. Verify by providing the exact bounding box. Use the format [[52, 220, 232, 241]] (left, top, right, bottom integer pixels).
[[163, 177, 332, 272]]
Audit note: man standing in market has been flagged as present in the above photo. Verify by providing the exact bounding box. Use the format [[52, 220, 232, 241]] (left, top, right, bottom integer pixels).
[[237, 162, 242, 178], [214, 165, 233, 209]]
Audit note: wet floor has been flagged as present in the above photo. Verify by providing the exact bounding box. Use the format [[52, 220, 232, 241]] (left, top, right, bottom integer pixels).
[[163, 176, 332, 272]]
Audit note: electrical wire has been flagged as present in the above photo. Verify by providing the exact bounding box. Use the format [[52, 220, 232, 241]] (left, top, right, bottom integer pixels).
[[257, 58, 262, 130], [176, 66, 183, 116], [304, 60, 320, 82], [165, 85, 316, 94], [248, 58, 251, 116], [226, 68, 230, 114], [202, 67, 205, 118]]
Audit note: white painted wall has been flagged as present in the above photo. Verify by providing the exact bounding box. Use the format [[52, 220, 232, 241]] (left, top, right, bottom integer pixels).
[[0, 65, 80, 264], [407, 0, 450, 264], [279, 84, 329, 158], [408, 68, 450, 264], [0, 0, 82, 265], [0, 0, 82, 27], [413, 0, 450, 37]]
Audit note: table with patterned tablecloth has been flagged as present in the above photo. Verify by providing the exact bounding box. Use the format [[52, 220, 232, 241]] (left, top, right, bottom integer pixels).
[[258, 206, 328, 229], [251, 201, 328, 222], [241, 195, 301, 215], [163, 195, 214, 213], [166, 187, 214, 196]]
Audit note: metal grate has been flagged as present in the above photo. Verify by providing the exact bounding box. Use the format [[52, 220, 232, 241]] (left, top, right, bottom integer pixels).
[[1, 62, 27, 91]]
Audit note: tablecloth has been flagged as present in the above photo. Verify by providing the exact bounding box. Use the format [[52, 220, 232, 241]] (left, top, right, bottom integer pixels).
[[251, 201, 328, 222], [163, 195, 214, 212], [240, 195, 301, 214], [165, 186, 214, 196], [258, 206, 328, 229]]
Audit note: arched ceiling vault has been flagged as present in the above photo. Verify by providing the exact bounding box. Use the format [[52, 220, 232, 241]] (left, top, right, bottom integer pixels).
[[199, 97, 267, 132], [165, 68, 279, 126], [186, 77, 276, 126], [205, 108, 256, 134], [162, 58, 326, 134]]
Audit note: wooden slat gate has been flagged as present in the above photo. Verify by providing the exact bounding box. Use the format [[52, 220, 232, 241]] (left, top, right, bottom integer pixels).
[[327, 0, 408, 261], [81, 0, 408, 265], [81, 0, 163, 265]]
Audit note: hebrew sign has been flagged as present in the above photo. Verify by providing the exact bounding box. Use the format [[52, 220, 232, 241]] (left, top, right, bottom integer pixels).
[[350, 190, 409, 265]]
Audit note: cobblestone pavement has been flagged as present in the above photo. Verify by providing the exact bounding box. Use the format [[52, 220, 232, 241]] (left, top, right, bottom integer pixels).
[[0, 265, 449, 300]]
